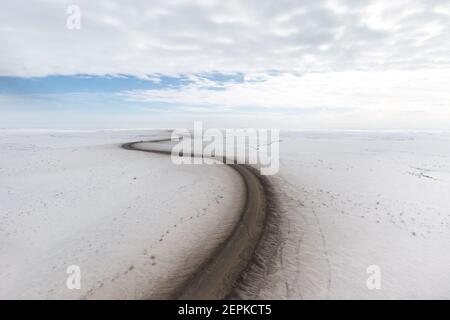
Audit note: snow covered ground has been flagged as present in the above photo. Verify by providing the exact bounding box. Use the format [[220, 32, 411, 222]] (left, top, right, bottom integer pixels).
[[252, 131, 450, 299], [0, 130, 245, 299], [2, 129, 450, 300]]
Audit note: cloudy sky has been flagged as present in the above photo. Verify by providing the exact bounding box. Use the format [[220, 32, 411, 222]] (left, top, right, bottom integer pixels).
[[1, 0, 449, 129]]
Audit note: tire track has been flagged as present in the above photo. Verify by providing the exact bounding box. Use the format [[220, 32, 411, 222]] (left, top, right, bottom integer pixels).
[[121, 138, 281, 299]]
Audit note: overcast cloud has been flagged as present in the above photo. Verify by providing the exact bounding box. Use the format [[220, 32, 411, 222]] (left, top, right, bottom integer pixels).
[[1, 0, 450, 76], [1, 0, 450, 129]]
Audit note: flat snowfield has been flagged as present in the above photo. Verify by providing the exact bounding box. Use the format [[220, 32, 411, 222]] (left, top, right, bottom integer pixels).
[[1, 130, 450, 299], [245, 131, 450, 299], [0, 130, 245, 299]]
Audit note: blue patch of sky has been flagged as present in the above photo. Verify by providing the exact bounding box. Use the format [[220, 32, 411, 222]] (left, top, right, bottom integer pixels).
[[197, 72, 245, 83], [0, 72, 254, 116], [0, 74, 184, 94], [0, 72, 245, 95], [1, 91, 189, 114]]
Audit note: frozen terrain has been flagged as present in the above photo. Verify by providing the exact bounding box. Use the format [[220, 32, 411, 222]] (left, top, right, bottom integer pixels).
[[2, 129, 450, 300], [0, 130, 245, 299], [242, 131, 450, 299]]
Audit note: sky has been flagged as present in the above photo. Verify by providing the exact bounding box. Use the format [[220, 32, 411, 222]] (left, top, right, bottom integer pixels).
[[1, 0, 450, 129]]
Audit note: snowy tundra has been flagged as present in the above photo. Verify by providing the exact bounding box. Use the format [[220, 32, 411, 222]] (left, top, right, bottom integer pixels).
[[0, 130, 244, 299], [246, 131, 450, 299], [1, 129, 449, 299]]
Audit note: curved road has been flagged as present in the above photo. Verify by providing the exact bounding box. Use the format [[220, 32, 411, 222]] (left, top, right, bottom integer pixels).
[[121, 138, 279, 299]]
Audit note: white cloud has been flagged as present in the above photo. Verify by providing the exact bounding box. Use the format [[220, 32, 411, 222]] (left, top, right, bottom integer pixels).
[[1, 0, 450, 129], [1, 0, 450, 77], [122, 69, 450, 129], [124, 69, 450, 110]]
